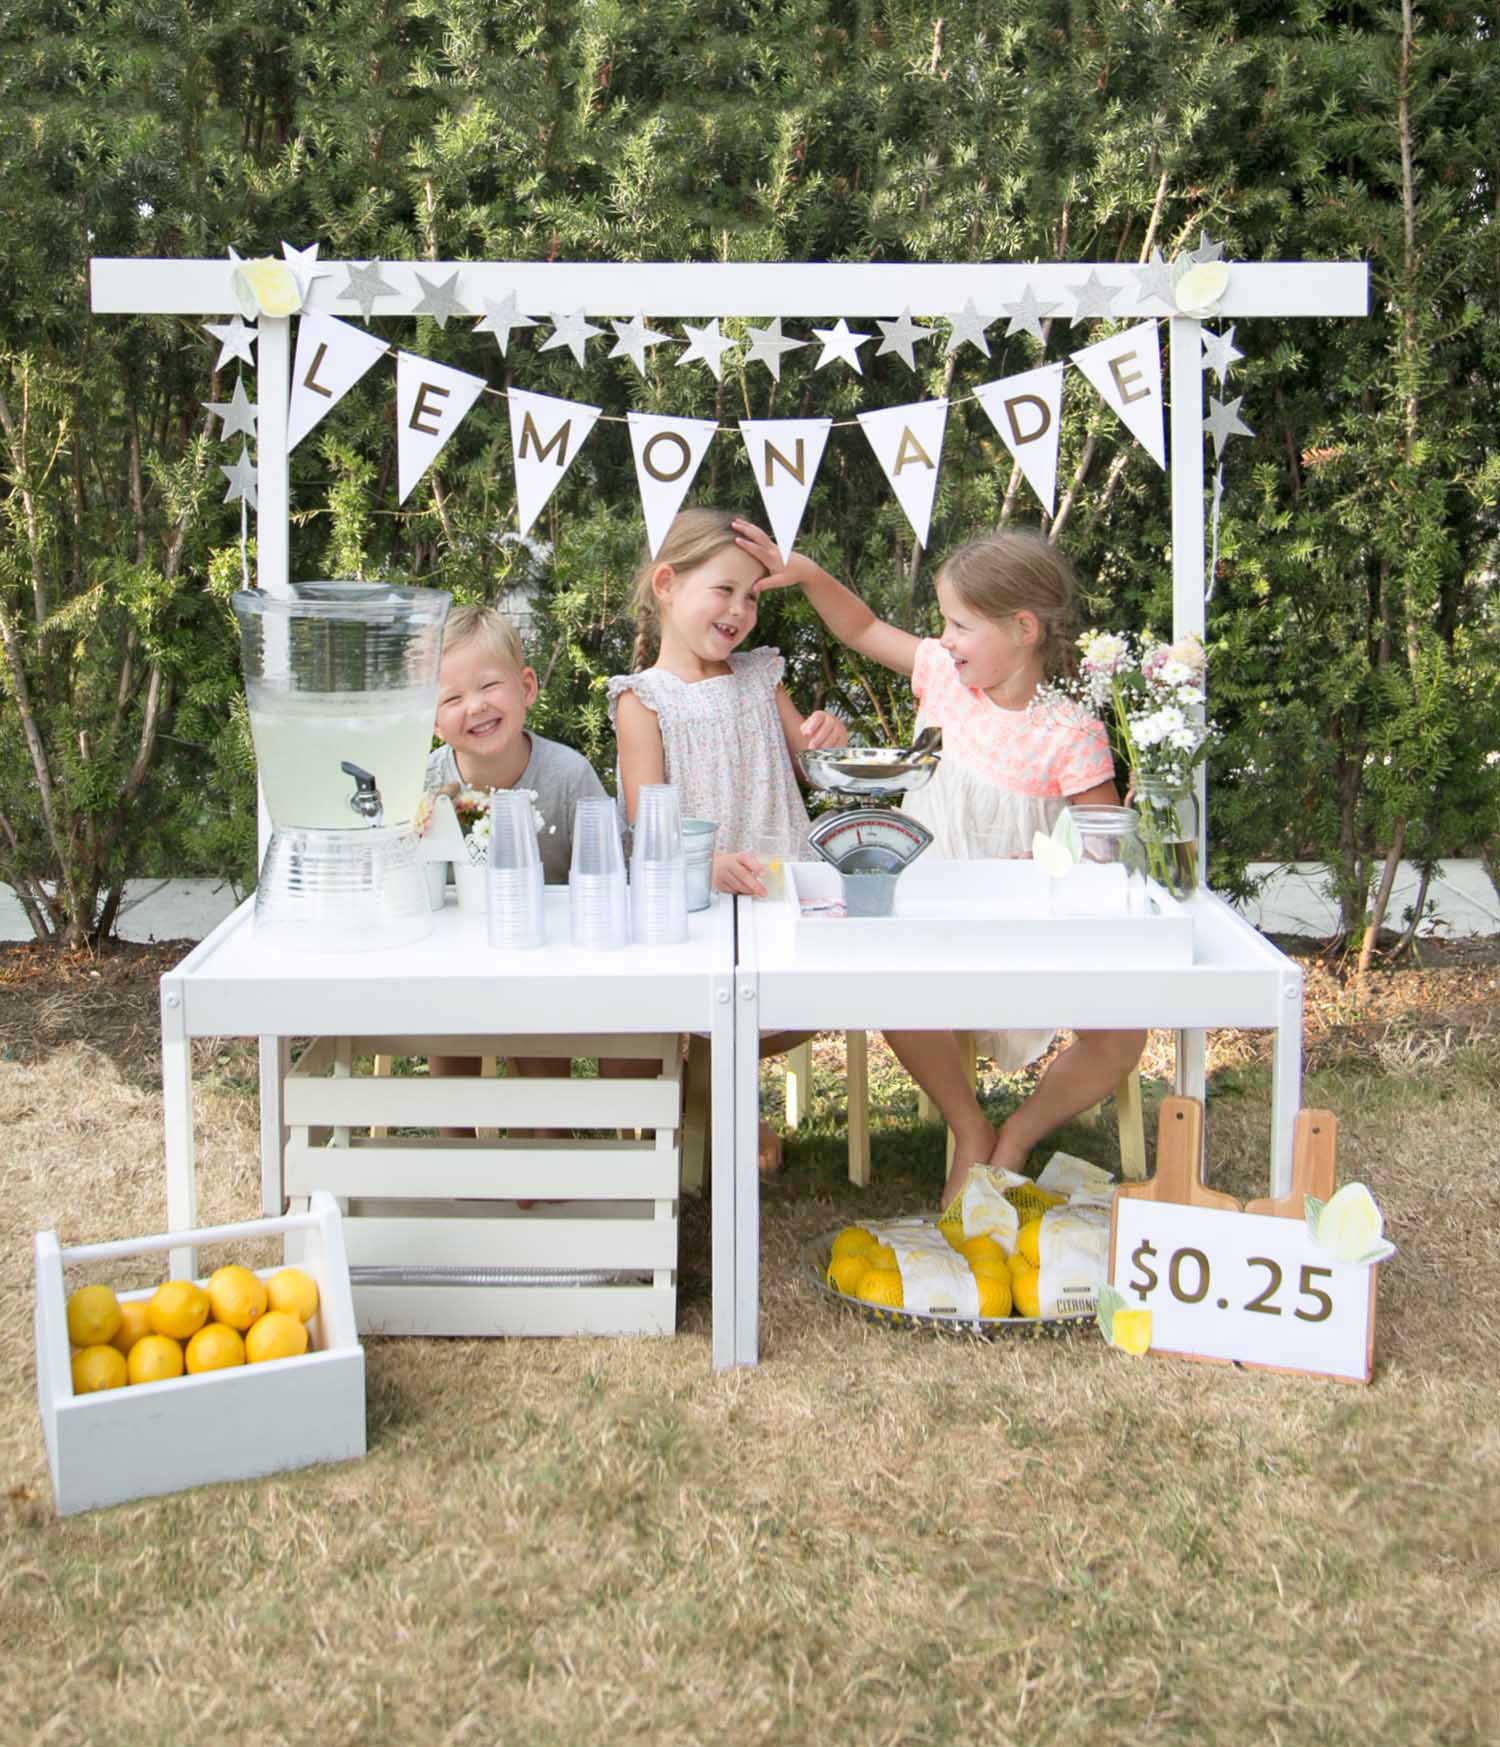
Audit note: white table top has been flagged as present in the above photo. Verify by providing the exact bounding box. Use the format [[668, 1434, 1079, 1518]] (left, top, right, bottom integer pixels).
[[161, 890, 737, 1037]]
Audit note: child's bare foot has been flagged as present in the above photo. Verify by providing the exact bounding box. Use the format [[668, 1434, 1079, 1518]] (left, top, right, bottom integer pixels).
[[758, 1120, 784, 1177]]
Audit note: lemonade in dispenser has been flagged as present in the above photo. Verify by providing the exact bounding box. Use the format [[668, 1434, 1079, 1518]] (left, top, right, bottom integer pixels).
[[233, 581, 450, 948]]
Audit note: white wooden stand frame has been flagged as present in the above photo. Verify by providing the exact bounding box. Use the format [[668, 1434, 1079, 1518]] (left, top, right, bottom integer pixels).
[[93, 252, 1367, 1369]]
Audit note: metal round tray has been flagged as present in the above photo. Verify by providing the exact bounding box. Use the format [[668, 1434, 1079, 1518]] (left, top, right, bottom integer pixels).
[[798, 747, 941, 798], [803, 1220, 1097, 1338]]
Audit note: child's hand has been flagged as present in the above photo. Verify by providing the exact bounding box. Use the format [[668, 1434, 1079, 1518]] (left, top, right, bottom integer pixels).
[[800, 710, 849, 751], [733, 520, 818, 594], [713, 850, 769, 897]]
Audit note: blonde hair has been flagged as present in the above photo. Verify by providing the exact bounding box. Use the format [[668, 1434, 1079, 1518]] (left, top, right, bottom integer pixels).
[[939, 530, 1082, 680], [628, 508, 762, 671], [441, 603, 526, 672]]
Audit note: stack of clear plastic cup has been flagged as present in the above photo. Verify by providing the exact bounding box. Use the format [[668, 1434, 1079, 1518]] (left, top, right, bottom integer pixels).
[[630, 784, 688, 946], [569, 796, 629, 949], [486, 789, 546, 949]]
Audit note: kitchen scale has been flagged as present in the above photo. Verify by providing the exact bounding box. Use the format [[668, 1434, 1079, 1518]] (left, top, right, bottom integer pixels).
[[797, 730, 941, 916]]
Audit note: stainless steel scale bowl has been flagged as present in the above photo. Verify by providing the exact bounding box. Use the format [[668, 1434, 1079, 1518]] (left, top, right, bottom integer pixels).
[[797, 729, 941, 916]]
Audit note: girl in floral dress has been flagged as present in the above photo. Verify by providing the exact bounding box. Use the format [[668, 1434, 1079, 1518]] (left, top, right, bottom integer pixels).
[[735, 519, 1146, 1208]]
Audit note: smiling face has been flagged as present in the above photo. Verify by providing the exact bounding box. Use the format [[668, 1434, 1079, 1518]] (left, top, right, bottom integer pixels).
[[935, 572, 1041, 704], [433, 637, 538, 783], [654, 543, 766, 674]]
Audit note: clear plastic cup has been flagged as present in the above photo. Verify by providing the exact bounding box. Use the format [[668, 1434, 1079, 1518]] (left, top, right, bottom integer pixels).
[[633, 784, 685, 861], [631, 784, 688, 945], [487, 790, 545, 949], [751, 829, 797, 901], [570, 798, 629, 949]]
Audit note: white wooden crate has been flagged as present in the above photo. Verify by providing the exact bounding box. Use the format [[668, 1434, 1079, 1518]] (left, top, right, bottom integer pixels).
[[34, 1193, 365, 1517], [282, 1033, 683, 1338], [784, 858, 1195, 966]]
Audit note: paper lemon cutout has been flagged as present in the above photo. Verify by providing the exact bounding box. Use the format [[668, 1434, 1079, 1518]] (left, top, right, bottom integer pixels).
[[1173, 261, 1230, 318], [1096, 1285, 1151, 1357], [1305, 1183, 1396, 1266], [233, 258, 305, 320], [1032, 808, 1083, 878]]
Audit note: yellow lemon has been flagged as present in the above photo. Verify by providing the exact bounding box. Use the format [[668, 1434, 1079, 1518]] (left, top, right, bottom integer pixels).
[[266, 1268, 319, 1325], [207, 1265, 268, 1332], [1111, 1308, 1152, 1357], [867, 1243, 898, 1271], [71, 1344, 128, 1394], [1016, 1217, 1043, 1269], [245, 1310, 310, 1363], [826, 1253, 872, 1296], [1007, 1250, 1031, 1281], [855, 1267, 904, 1310], [974, 1273, 1013, 1319], [1010, 1263, 1041, 1320], [830, 1226, 879, 1262], [109, 1299, 153, 1357], [66, 1283, 121, 1349], [148, 1279, 210, 1341], [186, 1322, 247, 1373], [958, 1234, 1007, 1270], [128, 1334, 185, 1384]]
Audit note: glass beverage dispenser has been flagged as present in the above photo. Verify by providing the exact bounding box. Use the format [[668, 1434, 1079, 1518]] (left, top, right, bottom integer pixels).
[[233, 581, 450, 950]]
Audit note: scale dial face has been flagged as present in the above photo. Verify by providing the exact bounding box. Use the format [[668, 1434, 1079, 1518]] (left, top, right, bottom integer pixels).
[[808, 808, 935, 870]]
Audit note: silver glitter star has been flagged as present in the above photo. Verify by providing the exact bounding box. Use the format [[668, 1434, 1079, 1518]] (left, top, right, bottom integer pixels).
[[744, 317, 809, 381], [811, 317, 873, 374], [1066, 270, 1120, 324], [1183, 229, 1226, 266], [472, 292, 538, 356], [1201, 324, 1244, 385], [942, 298, 992, 358], [338, 260, 400, 322], [203, 317, 258, 370], [413, 270, 467, 328], [281, 242, 334, 302], [607, 314, 672, 376], [1001, 284, 1061, 342], [540, 308, 605, 366], [203, 375, 258, 442], [1134, 248, 1177, 312], [1204, 393, 1253, 458], [675, 318, 735, 381], [220, 445, 258, 509], [873, 307, 934, 371]]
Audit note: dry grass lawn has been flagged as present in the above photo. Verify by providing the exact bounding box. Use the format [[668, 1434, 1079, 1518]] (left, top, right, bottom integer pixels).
[[1, 951, 1497, 1746]]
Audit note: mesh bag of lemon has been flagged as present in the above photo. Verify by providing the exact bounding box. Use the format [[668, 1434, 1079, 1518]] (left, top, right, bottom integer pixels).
[[64, 1266, 322, 1396], [822, 1154, 1118, 1327]]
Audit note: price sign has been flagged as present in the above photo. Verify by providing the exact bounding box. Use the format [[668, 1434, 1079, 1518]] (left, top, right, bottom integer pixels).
[[1111, 1199, 1376, 1383]]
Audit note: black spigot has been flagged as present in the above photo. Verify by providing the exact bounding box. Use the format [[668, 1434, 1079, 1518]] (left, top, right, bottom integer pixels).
[[341, 760, 384, 827]]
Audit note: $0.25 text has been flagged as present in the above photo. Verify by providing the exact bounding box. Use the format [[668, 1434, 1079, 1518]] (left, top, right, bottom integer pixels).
[[1125, 1241, 1334, 1323]]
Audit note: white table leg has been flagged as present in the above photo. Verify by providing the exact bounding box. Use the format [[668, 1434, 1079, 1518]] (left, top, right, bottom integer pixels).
[[733, 965, 761, 1367], [259, 1035, 289, 1217], [710, 969, 737, 1371], [1270, 965, 1305, 1197], [160, 977, 196, 1279]]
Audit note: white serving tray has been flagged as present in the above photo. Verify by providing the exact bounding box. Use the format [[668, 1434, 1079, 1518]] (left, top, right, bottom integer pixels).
[[783, 857, 1195, 968], [34, 1193, 365, 1516]]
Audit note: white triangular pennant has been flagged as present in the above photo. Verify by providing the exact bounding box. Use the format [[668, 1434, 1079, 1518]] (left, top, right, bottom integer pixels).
[[738, 418, 832, 558], [626, 413, 719, 557], [287, 312, 390, 451], [1068, 321, 1165, 469], [972, 364, 1066, 516], [396, 352, 488, 504], [507, 388, 603, 538], [855, 400, 949, 548]]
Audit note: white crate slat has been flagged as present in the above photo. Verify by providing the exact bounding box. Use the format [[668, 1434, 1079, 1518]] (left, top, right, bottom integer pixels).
[[282, 1071, 680, 1130], [327, 1034, 679, 1061], [285, 1138, 678, 1200], [341, 1212, 677, 1271], [34, 1193, 364, 1516], [353, 1283, 676, 1339]]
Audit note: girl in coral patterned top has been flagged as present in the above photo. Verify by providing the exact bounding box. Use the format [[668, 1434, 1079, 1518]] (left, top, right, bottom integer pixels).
[[736, 519, 1146, 1208]]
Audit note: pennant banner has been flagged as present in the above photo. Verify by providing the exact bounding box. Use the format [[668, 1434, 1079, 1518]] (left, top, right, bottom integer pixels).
[[972, 363, 1065, 516], [287, 312, 390, 452], [1069, 321, 1165, 470], [396, 352, 488, 504], [738, 418, 832, 559], [508, 388, 604, 538], [627, 412, 719, 557], [855, 399, 949, 548]]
